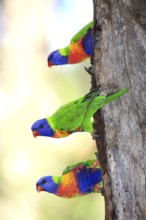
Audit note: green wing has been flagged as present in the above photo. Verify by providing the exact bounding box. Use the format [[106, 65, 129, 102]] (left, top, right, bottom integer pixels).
[[71, 21, 93, 43], [47, 88, 128, 133], [81, 95, 107, 131], [47, 89, 102, 132], [63, 159, 97, 175], [49, 89, 101, 131], [47, 97, 88, 131], [48, 88, 123, 133]]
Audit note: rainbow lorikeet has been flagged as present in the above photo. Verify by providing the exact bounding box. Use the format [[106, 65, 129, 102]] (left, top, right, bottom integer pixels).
[[31, 88, 128, 138], [47, 21, 93, 67], [36, 159, 102, 198]]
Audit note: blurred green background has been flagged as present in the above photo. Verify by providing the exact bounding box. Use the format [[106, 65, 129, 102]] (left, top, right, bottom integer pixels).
[[0, 0, 104, 219]]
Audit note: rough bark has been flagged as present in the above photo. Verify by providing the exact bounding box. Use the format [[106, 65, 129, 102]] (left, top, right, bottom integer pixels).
[[91, 0, 146, 219]]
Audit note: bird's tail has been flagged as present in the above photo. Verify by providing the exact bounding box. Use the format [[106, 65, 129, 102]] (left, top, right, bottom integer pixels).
[[104, 88, 128, 105], [84, 87, 128, 108]]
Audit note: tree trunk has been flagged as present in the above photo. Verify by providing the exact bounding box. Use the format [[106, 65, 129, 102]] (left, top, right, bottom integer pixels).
[[91, 0, 146, 219]]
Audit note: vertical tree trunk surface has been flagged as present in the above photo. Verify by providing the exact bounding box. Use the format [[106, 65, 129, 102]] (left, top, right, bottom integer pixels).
[[92, 1, 146, 219]]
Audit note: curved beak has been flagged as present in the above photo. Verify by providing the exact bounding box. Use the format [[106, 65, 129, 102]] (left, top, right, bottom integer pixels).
[[32, 130, 39, 138], [36, 185, 43, 192], [48, 61, 53, 67]]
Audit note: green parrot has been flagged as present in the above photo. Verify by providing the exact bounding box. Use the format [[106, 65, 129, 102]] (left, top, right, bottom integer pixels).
[[31, 88, 128, 138], [36, 159, 102, 198]]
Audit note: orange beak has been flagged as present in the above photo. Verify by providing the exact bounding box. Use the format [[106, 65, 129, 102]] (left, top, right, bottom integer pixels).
[[48, 61, 53, 67], [36, 185, 43, 192], [32, 130, 39, 138]]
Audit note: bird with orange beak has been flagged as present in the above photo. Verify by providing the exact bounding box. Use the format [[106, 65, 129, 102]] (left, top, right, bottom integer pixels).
[[36, 159, 102, 198]]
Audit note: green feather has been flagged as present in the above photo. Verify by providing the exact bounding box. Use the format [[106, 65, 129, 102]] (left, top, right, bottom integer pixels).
[[52, 176, 61, 185], [63, 160, 98, 175], [58, 46, 69, 56], [71, 21, 93, 43], [46, 88, 128, 133]]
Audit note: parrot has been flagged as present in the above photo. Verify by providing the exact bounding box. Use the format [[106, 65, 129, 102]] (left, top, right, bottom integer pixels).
[[47, 21, 93, 67], [36, 159, 102, 198], [31, 88, 128, 138]]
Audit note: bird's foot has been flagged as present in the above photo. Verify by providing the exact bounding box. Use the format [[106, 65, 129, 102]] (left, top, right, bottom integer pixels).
[[94, 152, 99, 162], [98, 187, 104, 196], [93, 185, 104, 195], [91, 130, 100, 140], [84, 66, 94, 75]]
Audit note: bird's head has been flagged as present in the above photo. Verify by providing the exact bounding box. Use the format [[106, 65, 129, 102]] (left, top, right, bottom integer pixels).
[[47, 49, 68, 67], [36, 176, 59, 194], [31, 118, 54, 137]]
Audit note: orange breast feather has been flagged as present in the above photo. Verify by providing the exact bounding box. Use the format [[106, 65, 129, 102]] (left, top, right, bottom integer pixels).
[[56, 172, 82, 198], [68, 40, 89, 64], [53, 130, 70, 138], [53, 126, 82, 138]]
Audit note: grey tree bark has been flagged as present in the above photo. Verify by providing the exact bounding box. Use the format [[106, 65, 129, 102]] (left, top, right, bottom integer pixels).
[[91, 0, 146, 219]]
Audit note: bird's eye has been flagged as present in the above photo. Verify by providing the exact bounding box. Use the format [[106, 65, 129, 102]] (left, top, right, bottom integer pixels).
[[41, 179, 46, 184], [39, 124, 44, 129]]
